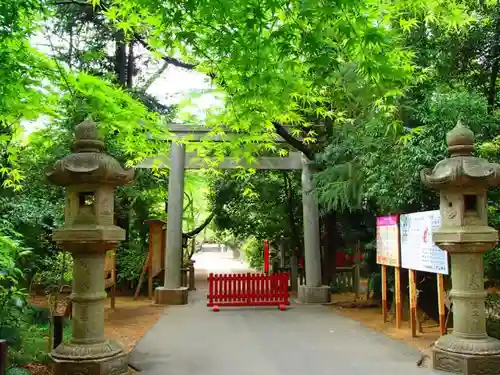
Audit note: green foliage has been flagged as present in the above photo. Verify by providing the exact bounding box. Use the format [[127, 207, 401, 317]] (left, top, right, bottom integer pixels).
[[6, 368, 31, 375], [116, 242, 147, 284], [209, 170, 301, 246], [242, 237, 263, 270], [315, 87, 496, 214], [7, 324, 50, 365], [7, 319, 72, 366], [0, 225, 30, 346], [106, 0, 471, 155], [32, 252, 73, 289], [486, 292, 500, 340], [485, 247, 500, 285]]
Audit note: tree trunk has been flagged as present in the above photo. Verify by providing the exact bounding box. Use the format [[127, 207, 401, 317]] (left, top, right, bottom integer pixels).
[[321, 212, 339, 286], [127, 40, 135, 89], [115, 30, 127, 86], [283, 172, 302, 254]]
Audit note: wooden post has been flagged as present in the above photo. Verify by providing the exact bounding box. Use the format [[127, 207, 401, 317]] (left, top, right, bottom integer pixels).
[[53, 315, 64, 349], [290, 252, 298, 292], [437, 273, 446, 335], [353, 243, 361, 300], [381, 264, 388, 322], [188, 262, 196, 291], [0, 339, 7, 375], [110, 250, 116, 309], [395, 266, 402, 329], [134, 253, 149, 300], [409, 269, 417, 337], [180, 267, 188, 287], [148, 227, 154, 299]]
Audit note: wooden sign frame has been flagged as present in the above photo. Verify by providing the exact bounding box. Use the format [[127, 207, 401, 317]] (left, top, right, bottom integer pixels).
[[134, 219, 167, 299], [377, 213, 448, 338], [400, 211, 448, 337], [376, 215, 402, 328], [104, 250, 116, 309]]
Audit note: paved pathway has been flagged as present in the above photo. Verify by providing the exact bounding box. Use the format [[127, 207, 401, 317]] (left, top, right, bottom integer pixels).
[[130, 249, 439, 375]]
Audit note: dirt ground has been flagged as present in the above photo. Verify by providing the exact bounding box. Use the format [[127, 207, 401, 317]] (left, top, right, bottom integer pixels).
[[329, 292, 440, 352], [26, 296, 164, 374]]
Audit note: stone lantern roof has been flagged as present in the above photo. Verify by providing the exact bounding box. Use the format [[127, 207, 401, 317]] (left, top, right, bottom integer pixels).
[[47, 118, 134, 186], [421, 120, 500, 190]]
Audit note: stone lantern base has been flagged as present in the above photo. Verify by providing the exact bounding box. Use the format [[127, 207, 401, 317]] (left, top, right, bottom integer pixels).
[[432, 334, 500, 375], [50, 340, 130, 375], [433, 347, 500, 375], [51, 352, 129, 375]]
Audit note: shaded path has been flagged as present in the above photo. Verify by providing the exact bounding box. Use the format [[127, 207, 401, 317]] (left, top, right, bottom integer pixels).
[[130, 249, 437, 375]]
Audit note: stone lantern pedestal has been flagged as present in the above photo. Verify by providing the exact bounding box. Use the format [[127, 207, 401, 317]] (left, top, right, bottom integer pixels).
[[47, 119, 134, 375], [421, 121, 500, 375]]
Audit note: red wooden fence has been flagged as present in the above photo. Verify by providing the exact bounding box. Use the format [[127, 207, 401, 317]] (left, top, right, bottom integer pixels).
[[207, 272, 290, 310]]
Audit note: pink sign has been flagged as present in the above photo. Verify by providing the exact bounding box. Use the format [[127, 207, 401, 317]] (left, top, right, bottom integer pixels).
[[377, 216, 398, 226], [376, 215, 400, 267]]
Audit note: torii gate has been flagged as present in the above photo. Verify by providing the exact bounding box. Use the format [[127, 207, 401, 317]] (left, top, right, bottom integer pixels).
[[137, 123, 330, 304]]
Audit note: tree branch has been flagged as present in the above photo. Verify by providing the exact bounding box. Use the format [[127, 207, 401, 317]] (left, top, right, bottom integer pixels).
[[272, 121, 315, 160], [139, 61, 169, 91], [53, 0, 89, 5], [184, 212, 215, 237], [53, 0, 197, 71], [134, 35, 197, 70]]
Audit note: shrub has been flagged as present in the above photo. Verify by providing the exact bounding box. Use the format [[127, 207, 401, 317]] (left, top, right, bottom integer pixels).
[[0, 231, 31, 346], [484, 246, 500, 285], [7, 325, 50, 365], [486, 292, 500, 340], [7, 315, 72, 367], [6, 368, 31, 375], [116, 242, 147, 283], [32, 252, 73, 290]]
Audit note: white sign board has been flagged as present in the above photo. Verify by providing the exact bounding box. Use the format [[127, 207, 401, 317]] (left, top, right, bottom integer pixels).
[[400, 210, 449, 275]]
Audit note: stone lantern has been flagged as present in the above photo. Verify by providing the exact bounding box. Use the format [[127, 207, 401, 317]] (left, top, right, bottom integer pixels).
[[47, 118, 134, 375], [421, 121, 500, 374]]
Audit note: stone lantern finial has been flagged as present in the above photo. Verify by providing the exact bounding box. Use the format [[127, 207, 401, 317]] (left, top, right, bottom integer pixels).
[[446, 120, 475, 157], [48, 118, 134, 187], [72, 117, 105, 153], [421, 121, 500, 190]]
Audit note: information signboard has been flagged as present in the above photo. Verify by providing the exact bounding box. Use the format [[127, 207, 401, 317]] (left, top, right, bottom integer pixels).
[[376, 215, 400, 267], [400, 210, 449, 275]]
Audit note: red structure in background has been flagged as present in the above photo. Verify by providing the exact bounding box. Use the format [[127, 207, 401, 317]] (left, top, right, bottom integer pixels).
[[207, 272, 289, 311], [336, 250, 365, 267], [336, 251, 350, 267], [263, 240, 270, 273]]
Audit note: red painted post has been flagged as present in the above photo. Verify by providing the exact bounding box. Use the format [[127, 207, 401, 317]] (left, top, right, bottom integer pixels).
[[263, 240, 270, 274], [0, 339, 7, 375], [214, 273, 219, 302], [208, 273, 214, 306]]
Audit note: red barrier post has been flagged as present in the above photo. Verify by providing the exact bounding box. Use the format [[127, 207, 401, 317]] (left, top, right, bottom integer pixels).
[[208, 273, 214, 306], [263, 240, 270, 274]]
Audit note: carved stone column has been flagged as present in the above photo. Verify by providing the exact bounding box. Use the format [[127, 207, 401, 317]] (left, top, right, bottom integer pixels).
[[47, 118, 134, 375], [421, 121, 500, 375]]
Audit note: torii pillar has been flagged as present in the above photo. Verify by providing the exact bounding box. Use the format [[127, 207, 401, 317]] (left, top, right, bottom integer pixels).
[[155, 143, 188, 305], [297, 155, 330, 303]]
